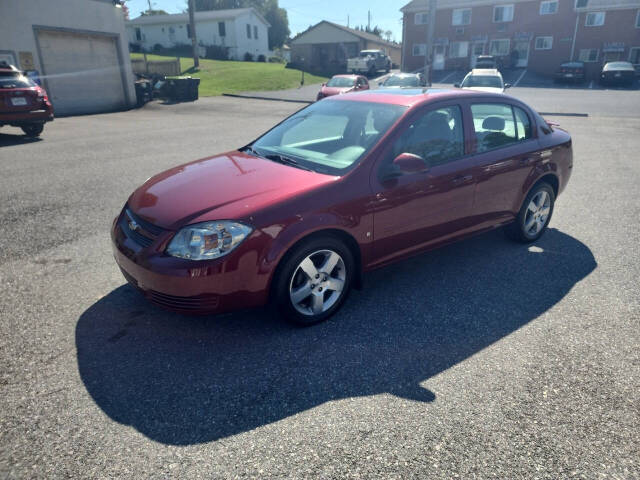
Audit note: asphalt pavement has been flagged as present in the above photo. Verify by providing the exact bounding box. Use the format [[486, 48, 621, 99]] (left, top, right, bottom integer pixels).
[[0, 89, 639, 478]]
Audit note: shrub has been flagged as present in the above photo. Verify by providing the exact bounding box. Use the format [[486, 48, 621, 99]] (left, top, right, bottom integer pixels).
[[153, 43, 163, 53], [268, 56, 285, 63], [257, 54, 266, 62], [243, 52, 254, 62], [205, 45, 229, 60]]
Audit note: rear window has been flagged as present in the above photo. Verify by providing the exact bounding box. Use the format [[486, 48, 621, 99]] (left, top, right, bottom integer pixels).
[[0, 75, 35, 88], [462, 75, 503, 88]]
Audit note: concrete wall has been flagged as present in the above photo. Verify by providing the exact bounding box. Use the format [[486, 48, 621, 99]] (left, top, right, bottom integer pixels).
[[402, 0, 640, 79], [0, 0, 135, 110]]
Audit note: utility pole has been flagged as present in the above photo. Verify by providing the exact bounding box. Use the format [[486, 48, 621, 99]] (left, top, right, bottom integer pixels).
[[424, 0, 437, 85], [188, 0, 199, 68], [147, 0, 152, 12], [368, 10, 371, 30]]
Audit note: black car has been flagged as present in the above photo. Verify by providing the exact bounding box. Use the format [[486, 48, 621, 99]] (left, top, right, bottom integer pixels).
[[554, 61, 585, 83], [474, 55, 497, 69], [600, 62, 635, 87]]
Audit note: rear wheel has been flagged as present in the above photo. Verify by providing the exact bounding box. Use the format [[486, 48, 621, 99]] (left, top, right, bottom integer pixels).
[[506, 182, 555, 243], [21, 124, 44, 137], [274, 236, 354, 326]]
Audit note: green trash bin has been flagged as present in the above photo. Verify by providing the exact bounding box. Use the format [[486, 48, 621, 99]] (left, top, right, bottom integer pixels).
[[165, 76, 199, 102]]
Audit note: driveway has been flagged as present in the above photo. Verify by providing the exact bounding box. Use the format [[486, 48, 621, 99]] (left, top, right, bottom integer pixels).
[[1, 94, 639, 478]]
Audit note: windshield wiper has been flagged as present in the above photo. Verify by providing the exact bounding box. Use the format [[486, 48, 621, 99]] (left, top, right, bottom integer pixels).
[[262, 153, 314, 172]]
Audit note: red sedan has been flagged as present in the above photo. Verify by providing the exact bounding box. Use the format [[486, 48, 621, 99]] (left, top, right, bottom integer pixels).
[[316, 75, 369, 101], [112, 88, 573, 325], [0, 64, 53, 137]]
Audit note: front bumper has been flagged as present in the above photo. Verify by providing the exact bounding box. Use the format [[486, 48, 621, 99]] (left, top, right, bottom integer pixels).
[[111, 211, 270, 315]]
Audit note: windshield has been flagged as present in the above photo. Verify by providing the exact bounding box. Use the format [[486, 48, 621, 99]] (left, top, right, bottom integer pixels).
[[327, 77, 355, 88], [251, 100, 406, 175], [359, 51, 376, 58], [0, 75, 35, 89], [383, 76, 420, 87], [604, 62, 633, 70], [462, 75, 503, 88]]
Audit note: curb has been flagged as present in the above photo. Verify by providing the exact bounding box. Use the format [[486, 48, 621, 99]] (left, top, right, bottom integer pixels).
[[222, 93, 312, 104]]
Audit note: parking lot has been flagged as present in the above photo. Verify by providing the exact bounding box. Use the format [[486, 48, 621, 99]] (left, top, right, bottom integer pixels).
[[1, 85, 639, 478]]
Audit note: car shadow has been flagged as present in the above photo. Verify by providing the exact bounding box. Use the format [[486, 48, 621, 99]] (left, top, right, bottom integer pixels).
[[0, 132, 42, 147], [76, 228, 596, 445]]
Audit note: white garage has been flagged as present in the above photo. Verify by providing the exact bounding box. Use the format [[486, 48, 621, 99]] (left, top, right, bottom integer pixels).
[[0, 0, 135, 116], [36, 30, 127, 115]]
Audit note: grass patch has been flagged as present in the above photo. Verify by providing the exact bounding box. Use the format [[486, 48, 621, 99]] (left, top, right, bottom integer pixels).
[[131, 54, 327, 96]]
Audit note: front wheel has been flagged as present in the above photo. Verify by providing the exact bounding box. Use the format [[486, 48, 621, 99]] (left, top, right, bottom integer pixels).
[[505, 182, 555, 243], [21, 124, 44, 137], [274, 237, 354, 326]]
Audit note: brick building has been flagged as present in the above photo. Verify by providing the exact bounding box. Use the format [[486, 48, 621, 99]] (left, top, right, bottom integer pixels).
[[401, 0, 640, 79]]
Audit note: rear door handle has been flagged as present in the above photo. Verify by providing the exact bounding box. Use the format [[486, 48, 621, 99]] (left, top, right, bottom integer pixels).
[[452, 174, 473, 185]]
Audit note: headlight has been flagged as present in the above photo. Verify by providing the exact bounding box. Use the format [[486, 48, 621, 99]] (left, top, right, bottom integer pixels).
[[166, 221, 253, 260]]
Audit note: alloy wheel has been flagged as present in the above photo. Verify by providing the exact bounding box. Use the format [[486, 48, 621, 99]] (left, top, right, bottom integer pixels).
[[523, 190, 551, 236]]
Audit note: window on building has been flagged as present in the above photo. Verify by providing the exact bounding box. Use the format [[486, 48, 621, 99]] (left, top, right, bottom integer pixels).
[[490, 39, 510, 56], [636, 10, 640, 27], [540, 1, 558, 15], [493, 5, 514, 23], [135, 28, 141, 41], [246, 24, 252, 38], [413, 44, 427, 56], [628, 47, 640, 64], [535, 36, 553, 50], [218, 21, 226, 37], [579, 49, 599, 62], [585, 12, 605, 26], [254, 26, 258, 39], [450, 41, 469, 58], [452, 8, 472, 25], [575, 0, 588, 8], [415, 12, 429, 25]]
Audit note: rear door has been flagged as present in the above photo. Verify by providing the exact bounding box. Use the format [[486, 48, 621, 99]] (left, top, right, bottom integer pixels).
[[370, 103, 478, 266], [470, 102, 542, 225]]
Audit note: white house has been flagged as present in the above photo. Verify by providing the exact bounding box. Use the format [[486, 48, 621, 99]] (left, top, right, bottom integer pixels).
[[0, 0, 136, 116], [126, 8, 270, 61]]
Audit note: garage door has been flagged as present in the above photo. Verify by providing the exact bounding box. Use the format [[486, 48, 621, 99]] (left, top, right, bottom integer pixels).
[[37, 30, 126, 115]]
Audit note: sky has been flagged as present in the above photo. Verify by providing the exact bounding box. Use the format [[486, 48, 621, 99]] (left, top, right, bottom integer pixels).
[[126, 0, 406, 43]]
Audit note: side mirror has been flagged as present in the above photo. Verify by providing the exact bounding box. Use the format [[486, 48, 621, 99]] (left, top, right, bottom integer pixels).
[[321, 82, 326, 87], [392, 153, 428, 174], [454, 83, 461, 88], [504, 83, 512, 89]]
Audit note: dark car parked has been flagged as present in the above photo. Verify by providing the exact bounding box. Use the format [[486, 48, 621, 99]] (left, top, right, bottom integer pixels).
[[600, 62, 636, 87], [554, 61, 586, 84], [112, 89, 573, 325], [0, 63, 53, 137], [474, 55, 497, 69]]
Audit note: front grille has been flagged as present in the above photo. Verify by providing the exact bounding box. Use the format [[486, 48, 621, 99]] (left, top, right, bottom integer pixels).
[[120, 207, 166, 248], [148, 290, 220, 312]]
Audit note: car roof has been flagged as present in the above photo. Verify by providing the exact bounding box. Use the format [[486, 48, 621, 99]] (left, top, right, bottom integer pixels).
[[331, 74, 360, 79], [324, 88, 507, 107], [387, 72, 420, 78], [469, 68, 501, 76], [560, 61, 584, 67]]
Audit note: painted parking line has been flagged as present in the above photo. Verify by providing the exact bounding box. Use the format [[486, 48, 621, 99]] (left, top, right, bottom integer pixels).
[[513, 69, 528, 87], [438, 71, 458, 84]]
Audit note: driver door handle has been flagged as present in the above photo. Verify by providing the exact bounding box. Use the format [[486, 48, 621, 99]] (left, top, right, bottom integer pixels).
[[452, 174, 473, 186]]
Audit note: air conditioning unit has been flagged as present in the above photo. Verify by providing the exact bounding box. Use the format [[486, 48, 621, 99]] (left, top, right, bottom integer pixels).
[[456, 28, 465, 35]]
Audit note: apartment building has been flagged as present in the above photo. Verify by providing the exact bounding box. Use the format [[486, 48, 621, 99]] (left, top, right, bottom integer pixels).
[[401, 0, 640, 79]]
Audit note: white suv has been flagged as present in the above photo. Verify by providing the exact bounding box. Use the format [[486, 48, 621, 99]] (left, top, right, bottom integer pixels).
[[456, 69, 510, 94]]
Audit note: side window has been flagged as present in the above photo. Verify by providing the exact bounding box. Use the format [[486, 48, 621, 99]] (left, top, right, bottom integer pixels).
[[514, 106, 532, 141], [471, 104, 518, 152], [390, 106, 465, 168]]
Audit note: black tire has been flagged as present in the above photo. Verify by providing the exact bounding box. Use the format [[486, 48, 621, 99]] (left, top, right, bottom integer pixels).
[[274, 236, 354, 326], [505, 182, 555, 243], [21, 124, 44, 137]]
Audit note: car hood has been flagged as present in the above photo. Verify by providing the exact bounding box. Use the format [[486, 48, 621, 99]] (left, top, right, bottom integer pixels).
[[128, 151, 338, 230], [321, 86, 354, 96], [462, 86, 504, 94]]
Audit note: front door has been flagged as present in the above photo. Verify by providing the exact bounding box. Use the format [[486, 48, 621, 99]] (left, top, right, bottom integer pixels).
[[471, 42, 485, 68], [514, 40, 530, 67], [433, 45, 446, 70], [370, 104, 477, 266]]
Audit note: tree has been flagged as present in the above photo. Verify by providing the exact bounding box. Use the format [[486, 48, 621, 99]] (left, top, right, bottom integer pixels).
[[194, 0, 290, 49], [141, 9, 170, 15], [354, 25, 384, 38]]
